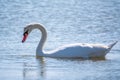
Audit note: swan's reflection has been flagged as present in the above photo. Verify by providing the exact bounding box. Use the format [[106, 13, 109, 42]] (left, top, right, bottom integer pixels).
[[47, 56, 106, 61], [36, 56, 46, 78], [23, 56, 106, 80], [23, 56, 46, 80]]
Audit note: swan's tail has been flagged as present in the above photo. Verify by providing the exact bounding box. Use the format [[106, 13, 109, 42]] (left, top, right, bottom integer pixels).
[[107, 41, 118, 52]]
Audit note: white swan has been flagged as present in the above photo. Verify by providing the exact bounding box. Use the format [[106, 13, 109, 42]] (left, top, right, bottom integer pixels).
[[22, 23, 117, 58]]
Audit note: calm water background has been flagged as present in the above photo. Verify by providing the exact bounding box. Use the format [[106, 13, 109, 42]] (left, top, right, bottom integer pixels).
[[0, 0, 120, 80]]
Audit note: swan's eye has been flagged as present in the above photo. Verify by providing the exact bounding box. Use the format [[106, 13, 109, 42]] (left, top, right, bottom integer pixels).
[[23, 30, 28, 36]]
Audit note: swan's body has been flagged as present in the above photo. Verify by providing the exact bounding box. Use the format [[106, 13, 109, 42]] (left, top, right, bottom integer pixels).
[[22, 23, 117, 58]]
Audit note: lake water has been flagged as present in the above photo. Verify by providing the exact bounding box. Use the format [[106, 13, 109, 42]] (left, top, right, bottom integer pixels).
[[0, 0, 120, 80]]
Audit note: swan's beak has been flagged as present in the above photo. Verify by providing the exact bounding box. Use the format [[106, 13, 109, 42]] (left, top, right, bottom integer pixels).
[[22, 32, 28, 43]]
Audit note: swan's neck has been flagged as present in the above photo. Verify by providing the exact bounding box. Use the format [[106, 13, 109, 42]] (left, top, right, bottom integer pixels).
[[31, 24, 47, 54]]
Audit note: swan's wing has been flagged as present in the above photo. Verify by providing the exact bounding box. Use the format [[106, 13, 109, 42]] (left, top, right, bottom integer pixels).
[[45, 43, 109, 58]]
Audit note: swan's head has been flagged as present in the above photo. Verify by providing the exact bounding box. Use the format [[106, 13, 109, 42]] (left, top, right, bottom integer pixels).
[[22, 24, 33, 43], [22, 23, 46, 43]]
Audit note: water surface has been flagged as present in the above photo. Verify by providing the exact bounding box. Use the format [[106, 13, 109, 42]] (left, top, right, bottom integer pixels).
[[0, 0, 120, 80]]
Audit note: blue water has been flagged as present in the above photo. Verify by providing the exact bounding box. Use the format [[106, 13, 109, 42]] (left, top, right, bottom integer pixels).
[[0, 0, 120, 80]]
